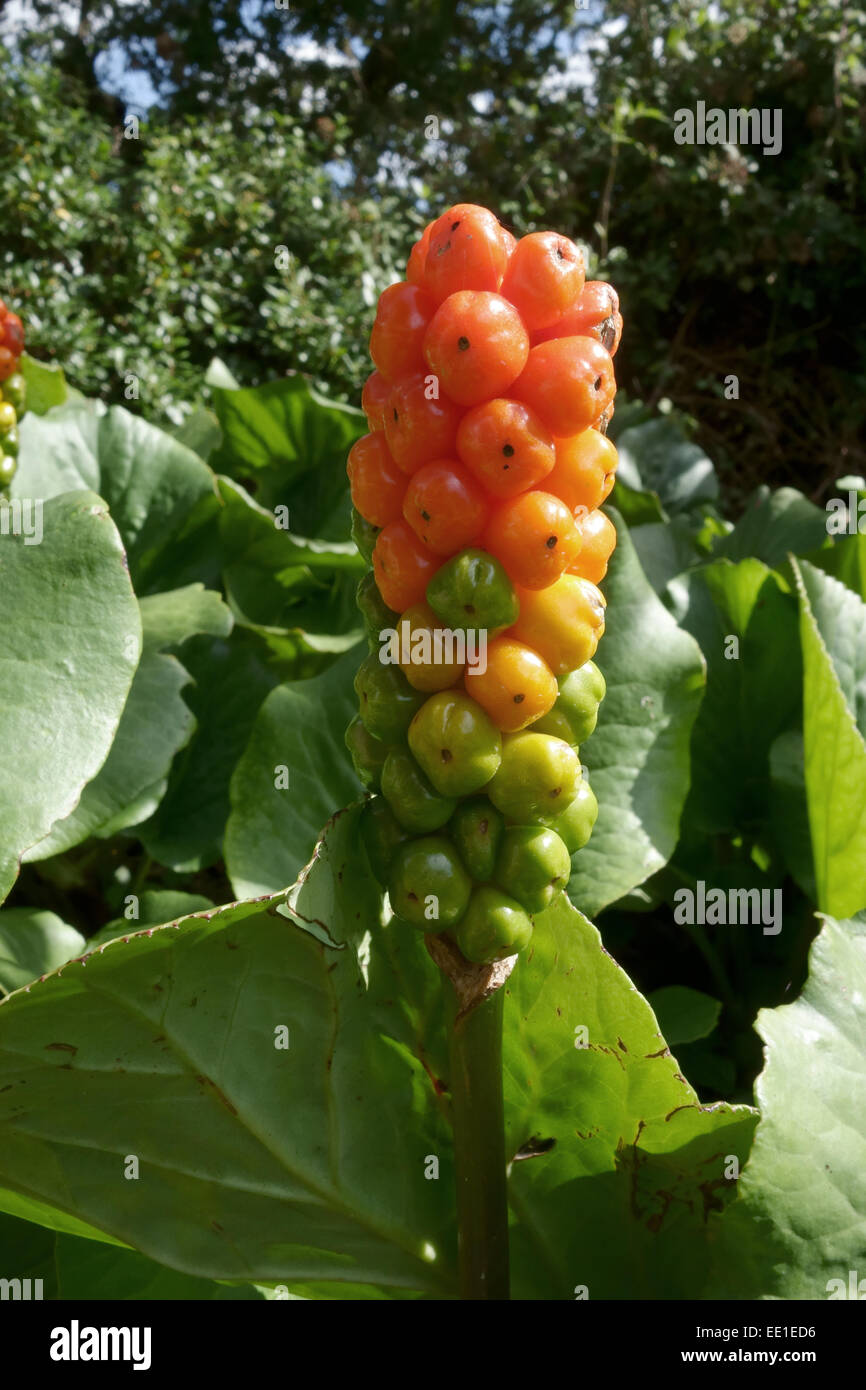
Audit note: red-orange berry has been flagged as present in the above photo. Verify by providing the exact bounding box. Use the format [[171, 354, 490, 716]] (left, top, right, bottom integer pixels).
[[423, 204, 510, 303], [465, 637, 558, 732], [347, 431, 407, 527], [500, 231, 586, 331], [423, 291, 529, 407], [545, 431, 618, 513], [534, 280, 621, 354], [511, 337, 615, 437], [406, 222, 434, 285], [370, 281, 437, 384], [373, 519, 441, 611], [0, 312, 24, 355], [362, 370, 391, 433], [456, 398, 555, 499], [483, 491, 582, 590], [0, 347, 16, 382], [403, 459, 491, 556], [384, 374, 462, 475], [568, 508, 617, 583]]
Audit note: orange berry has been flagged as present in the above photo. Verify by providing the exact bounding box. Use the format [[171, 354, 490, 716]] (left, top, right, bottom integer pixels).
[[362, 370, 391, 433], [384, 373, 462, 475], [456, 397, 555, 499], [465, 637, 557, 732], [510, 576, 606, 675], [500, 231, 586, 331], [369, 281, 437, 384], [1, 312, 24, 355], [0, 346, 16, 382], [397, 602, 465, 692], [424, 291, 529, 407], [347, 431, 407, 527], [373, 520, 441, 612], [406, 222, 434, 285], [511, 337, 615, 437], [568, 509, 617, 584], [483, 491, 582, 591], [533, 280, 620, 348], [403, 458, 490, 556], [545, 430, 618, 513], [423, 204, 510, 303]]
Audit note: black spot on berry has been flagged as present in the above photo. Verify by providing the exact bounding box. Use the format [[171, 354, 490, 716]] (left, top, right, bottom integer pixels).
[[546, 535, 557, 548], [513, 693, 525, 704], [594, 376, 602, 391], [464, 603, 476, 615], [393, 408, 399, 422], [451, 220, 461, 232], [440, 748, 453, 763], [502, 443, 515, 457], [421, 509, 431, 521], [457, 336, 470, 352]]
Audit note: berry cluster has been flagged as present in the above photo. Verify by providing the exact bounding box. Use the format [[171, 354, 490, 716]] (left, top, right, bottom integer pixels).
[[0, 300, 27, 488], [347, 204, 621, 965]]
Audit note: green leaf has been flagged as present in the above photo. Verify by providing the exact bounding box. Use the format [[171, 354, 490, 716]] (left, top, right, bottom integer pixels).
[[172, 407, 223, 461], [567, 511, 706, 916], [139, 583, 233, 653], [628, 515, 701, 594], [646, 985, 722, 1045], [504, 893, 757, 1299], [0, 491, 140, 902], [0, 910, 85, 995], [811, 531, 866, 603], [225, 646, 363, 898], [610, 476, 666, 527], [210, 376, 364, 500], [28, 588, 235, 859], [89, 891, 216, 951], [0, 814, 455, 1296], [707, 913, 866, 1298], [12, 404, 218, 591], [674, 560, 801, 834], [19, 352, 69, 415], [715, 486, 828, 567], [768, 731, 817, 903], [140, 635, 277, 872], [0, 1210, 263, 1299], [793, 559, 866, 917], [614, 418, 718, 515], [25, 649, 195, 858]]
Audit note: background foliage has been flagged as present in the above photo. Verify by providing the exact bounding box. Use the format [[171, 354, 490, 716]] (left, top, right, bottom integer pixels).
[[2, 0, 864, 496]]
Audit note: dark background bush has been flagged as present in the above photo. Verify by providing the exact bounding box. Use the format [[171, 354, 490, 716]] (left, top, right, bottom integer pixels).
[[2, 0, 864, 503]]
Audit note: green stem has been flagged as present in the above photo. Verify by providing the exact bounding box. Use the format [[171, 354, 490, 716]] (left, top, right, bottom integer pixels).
[[449, 984, 510, 1300]]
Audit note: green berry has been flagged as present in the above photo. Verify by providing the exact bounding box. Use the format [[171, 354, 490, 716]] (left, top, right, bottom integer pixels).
[[360, 796, 410, 885], [381, 748, 457, 833], [354, 652, 426, 743], [450, 797, 504, 881], [493, 825, 571, 914], [345, 715, 390, 791], [388, 835, 472, 930], [352, 507, 381, 564], [541, 781, 599, 854], [455, 885, 533, 963], [487, 731, 582, 823], [408, 690, 502, 797], [531, 661, 606, 745], [426, 547, 519, 637]]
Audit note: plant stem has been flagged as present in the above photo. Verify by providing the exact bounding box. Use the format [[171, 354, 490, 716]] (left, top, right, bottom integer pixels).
[[448, 984, 510, 1300]]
